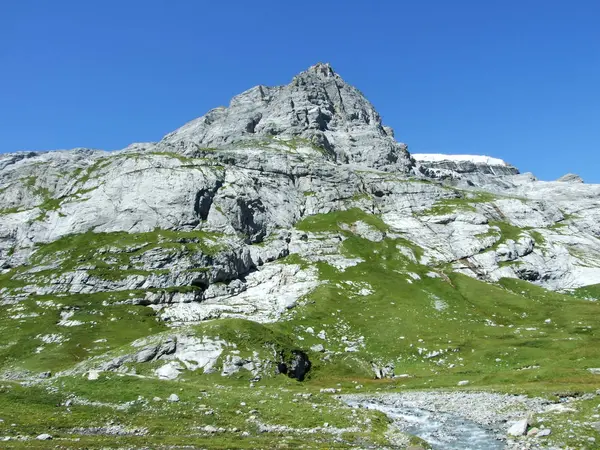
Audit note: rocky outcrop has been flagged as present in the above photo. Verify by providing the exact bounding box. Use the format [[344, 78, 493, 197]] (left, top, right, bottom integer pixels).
[[557, 173, 584, 183], [412, 153, 520, 187], [161, 63, 413, 173]]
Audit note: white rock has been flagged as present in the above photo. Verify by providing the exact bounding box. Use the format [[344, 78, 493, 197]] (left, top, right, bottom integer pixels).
[[156, 362, 183, 380], [36, 434, 52, 440], [412, 153, 509, 167], [457, 380, 470, 386], [507, 418, 529, 436], [167, 393, 180, 402]]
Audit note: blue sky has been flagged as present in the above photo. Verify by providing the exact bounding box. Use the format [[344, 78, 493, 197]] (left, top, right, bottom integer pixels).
[[2, 1, 599, 182]]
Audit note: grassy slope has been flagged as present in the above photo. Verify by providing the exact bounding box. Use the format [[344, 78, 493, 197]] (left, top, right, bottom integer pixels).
[[1, 208, 600, 447], [278, 210, 600, 392]]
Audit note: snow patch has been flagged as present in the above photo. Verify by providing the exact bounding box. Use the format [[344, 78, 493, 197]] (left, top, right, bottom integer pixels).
[[413, 153, 508, 167]]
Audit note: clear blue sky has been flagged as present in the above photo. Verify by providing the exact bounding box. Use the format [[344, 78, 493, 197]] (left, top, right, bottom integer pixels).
[[2, 1, 599, 182]]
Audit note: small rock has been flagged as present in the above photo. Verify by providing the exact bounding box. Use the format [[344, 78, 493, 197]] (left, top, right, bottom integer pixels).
[[152, 397, 162, 402], [457, 380, 470, 386], [167, 393, 180, 402], [38, 371, 51, 379], [527, 427, 539, 436], [536, 428, 551, 437], [241, 431, 250, 437], [87, 370, 100, 380], [588, 368, 600, 375], [204, 425, 217, 433], [507, 418, 529, 436], [310, 344, 324, 352], [36, 434, 52, 441], [320, 388, 337, 394]]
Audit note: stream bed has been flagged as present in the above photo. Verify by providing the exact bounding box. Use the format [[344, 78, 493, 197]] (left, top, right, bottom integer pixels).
[[344, 398, 506, 450]]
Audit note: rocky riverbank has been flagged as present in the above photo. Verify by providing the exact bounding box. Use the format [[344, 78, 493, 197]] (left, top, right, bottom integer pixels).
[[342, 391, 577, 449]]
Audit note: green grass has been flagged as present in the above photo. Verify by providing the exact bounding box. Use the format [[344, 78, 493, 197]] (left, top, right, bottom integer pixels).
[[0, 377, 391, 449], [486, 220, 531, 250], [148, 151, 198, 163], [296, 208, 388, 233], [0, 206, 23, 215], [570, 283, 600, 301], [417, 191, 497, 216], [0, 291, 166, 373], [529, 230, 546, 247], [30, 228, 224, 269]]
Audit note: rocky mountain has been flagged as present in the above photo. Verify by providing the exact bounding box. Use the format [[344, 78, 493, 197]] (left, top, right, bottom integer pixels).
[[1, 63, 600, 448]]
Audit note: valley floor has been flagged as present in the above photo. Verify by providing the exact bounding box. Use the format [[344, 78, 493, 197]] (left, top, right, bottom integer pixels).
[[1, 376, 600, 449]]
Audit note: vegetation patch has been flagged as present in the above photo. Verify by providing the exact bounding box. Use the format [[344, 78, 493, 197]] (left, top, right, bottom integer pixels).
[[296, 208, 388, 233]]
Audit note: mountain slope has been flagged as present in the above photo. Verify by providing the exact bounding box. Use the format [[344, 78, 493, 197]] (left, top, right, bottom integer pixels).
[[1, 64, 600, 448]]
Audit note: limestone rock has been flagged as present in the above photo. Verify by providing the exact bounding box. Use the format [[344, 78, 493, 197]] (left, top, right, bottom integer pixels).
[[507, 418, 529, 436], [162, 63, 413, 173], [557, 173, 583, 183]]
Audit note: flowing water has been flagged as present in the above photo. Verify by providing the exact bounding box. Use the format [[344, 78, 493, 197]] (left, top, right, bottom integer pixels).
[[345, 399, 505, 450]]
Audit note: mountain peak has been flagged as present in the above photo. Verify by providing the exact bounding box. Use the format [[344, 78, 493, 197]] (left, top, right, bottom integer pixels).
[[305, 62, 336, 78], [161, 64, 412, 172]]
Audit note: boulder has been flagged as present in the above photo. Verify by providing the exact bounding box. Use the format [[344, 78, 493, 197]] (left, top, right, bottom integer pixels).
[[507, 418, 529, 436]]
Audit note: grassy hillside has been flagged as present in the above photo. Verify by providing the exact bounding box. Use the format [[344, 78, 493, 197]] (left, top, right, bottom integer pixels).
[[1, 208, 599, 447]]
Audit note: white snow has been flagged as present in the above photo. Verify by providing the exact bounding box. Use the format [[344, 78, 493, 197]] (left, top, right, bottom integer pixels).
[[412, 153, 508, 167]]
